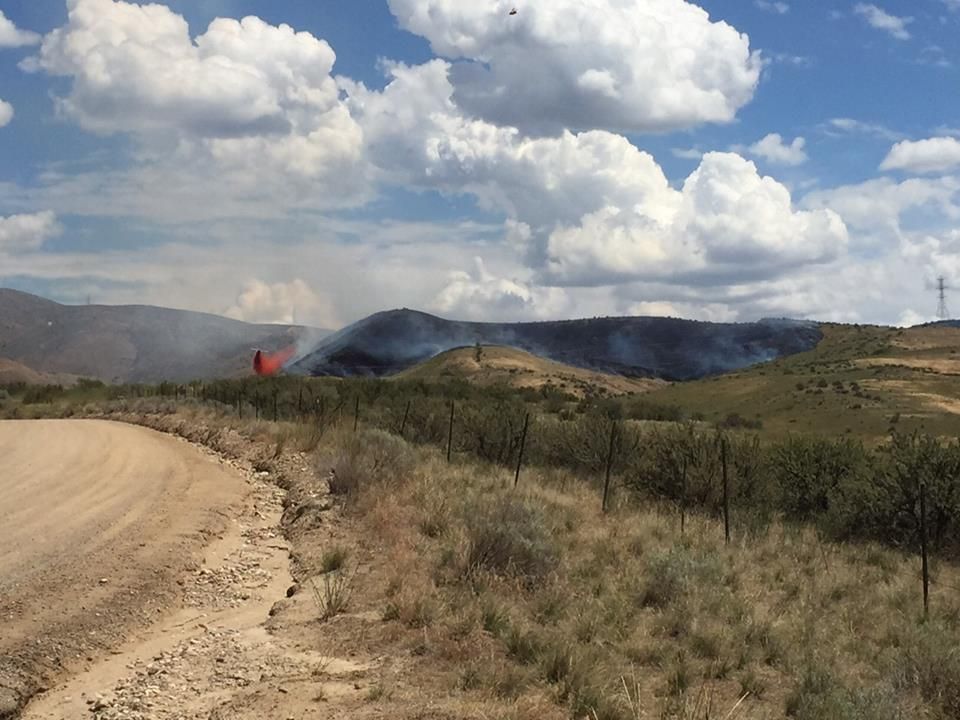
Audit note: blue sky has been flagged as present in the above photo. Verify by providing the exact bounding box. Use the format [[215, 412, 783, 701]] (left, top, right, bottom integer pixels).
[[1, 0, 959, 328]]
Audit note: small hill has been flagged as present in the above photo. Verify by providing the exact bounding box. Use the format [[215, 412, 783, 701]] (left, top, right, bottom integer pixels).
[[397, 345, 668, 397], [0, 358, 77, 386], [291, 308, 821, 381], [644, 322, 960, 439], [0, 288, 329, 383]]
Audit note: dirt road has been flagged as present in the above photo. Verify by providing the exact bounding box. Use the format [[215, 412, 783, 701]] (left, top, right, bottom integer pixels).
[[0, 420, 249, 718]]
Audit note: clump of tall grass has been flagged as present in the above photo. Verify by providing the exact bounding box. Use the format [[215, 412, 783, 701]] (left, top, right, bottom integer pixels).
[[327, 428, 415, 500], [462, 492, 560, 584]]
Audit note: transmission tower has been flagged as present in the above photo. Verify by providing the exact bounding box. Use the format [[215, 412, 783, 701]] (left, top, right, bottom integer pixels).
[[937, 276, 950, 321]]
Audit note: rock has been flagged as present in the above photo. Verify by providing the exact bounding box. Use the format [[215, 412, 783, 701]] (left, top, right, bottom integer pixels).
[[268, 599, 290, 617], [285, 583, 300, 598]]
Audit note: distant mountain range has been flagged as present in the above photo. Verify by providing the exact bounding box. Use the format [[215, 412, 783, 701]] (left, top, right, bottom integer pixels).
[[290, 309, 822, 382], [0, 288, 322, 384]]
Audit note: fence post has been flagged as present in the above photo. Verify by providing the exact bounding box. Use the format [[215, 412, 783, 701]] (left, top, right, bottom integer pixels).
[[237, 391, 242, 419], [400, 399, 411, 437], [721, 435, 730, 546], [680, 457, 687, 536], [602, 421, 618, 513], [447, 401, 455, 463], [353, 395, 360, 433], [514, 412, 530, 488], [298, 383, 304, 419], [920, 480, 930, 619], [273, 388, 279, 422]]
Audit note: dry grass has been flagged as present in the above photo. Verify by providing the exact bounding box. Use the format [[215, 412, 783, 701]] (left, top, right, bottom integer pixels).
[[396, 345, 667, 398], [329, 430, 960, 720], [48, 397, 960, 719], [309, 567, 356, 621]]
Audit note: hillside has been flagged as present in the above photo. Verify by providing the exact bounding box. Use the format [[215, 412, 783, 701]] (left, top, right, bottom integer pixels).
[[0, 358, 77, 386], [396, 345, 668, 397], [0, 289, 326, 383], [291, 308, 822, 381], [643, 322, 960, 438]]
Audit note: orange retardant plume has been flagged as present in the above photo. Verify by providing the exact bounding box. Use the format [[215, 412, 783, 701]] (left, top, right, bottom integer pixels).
[[253, 346, 296, 376]]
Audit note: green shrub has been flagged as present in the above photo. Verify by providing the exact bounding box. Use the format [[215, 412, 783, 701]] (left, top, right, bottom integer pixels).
[[772, 436, 872, 522]]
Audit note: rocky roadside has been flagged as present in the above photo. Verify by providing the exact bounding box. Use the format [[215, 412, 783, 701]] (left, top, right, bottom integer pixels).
[[19, 413, 352, 720]]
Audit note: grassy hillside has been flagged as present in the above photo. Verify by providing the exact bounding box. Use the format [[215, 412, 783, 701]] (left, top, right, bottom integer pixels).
[[396, 345, 667, 398], [644, 323, 960, 440]]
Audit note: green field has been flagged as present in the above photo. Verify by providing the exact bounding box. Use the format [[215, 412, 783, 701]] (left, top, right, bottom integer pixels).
[[644, 323, 960, 440]]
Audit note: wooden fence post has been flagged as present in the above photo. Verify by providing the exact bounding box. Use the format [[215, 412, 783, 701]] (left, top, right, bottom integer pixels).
[[602, 421, 618, 513], [273, 388, 279, 422], [237, 391, 242, 419], [447, 401, 455, 463], [680, 457, 687, 536], [400, 399, 411, 437], [721, 435, 731, 546], [920, 480, 930, 618], [353, 395, 360, 433], [514, 412, 530, 488]]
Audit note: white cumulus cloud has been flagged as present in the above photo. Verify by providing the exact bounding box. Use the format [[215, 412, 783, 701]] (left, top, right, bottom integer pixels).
[[385, 0, 762, 135], [0, 99, 12, 128], [346, 62, 847, 291], [0, 10, 40, 47], [225, 278, 339, 328], [747, 133, 808, 166], [0, 211, 62, 253], [544, 153, 847, 286], [431, 257, 570, 321], [881, 137, 960, 174], [25, 0, 369, 211], [854, 3, 912, 40], [344, 60, 679, 230]]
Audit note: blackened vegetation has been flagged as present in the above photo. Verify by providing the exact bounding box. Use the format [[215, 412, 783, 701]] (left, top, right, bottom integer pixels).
[[290, 309, 821, 382]]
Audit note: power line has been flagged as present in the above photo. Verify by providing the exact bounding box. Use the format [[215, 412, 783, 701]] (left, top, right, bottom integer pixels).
[[937, 276, 950, 321]]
